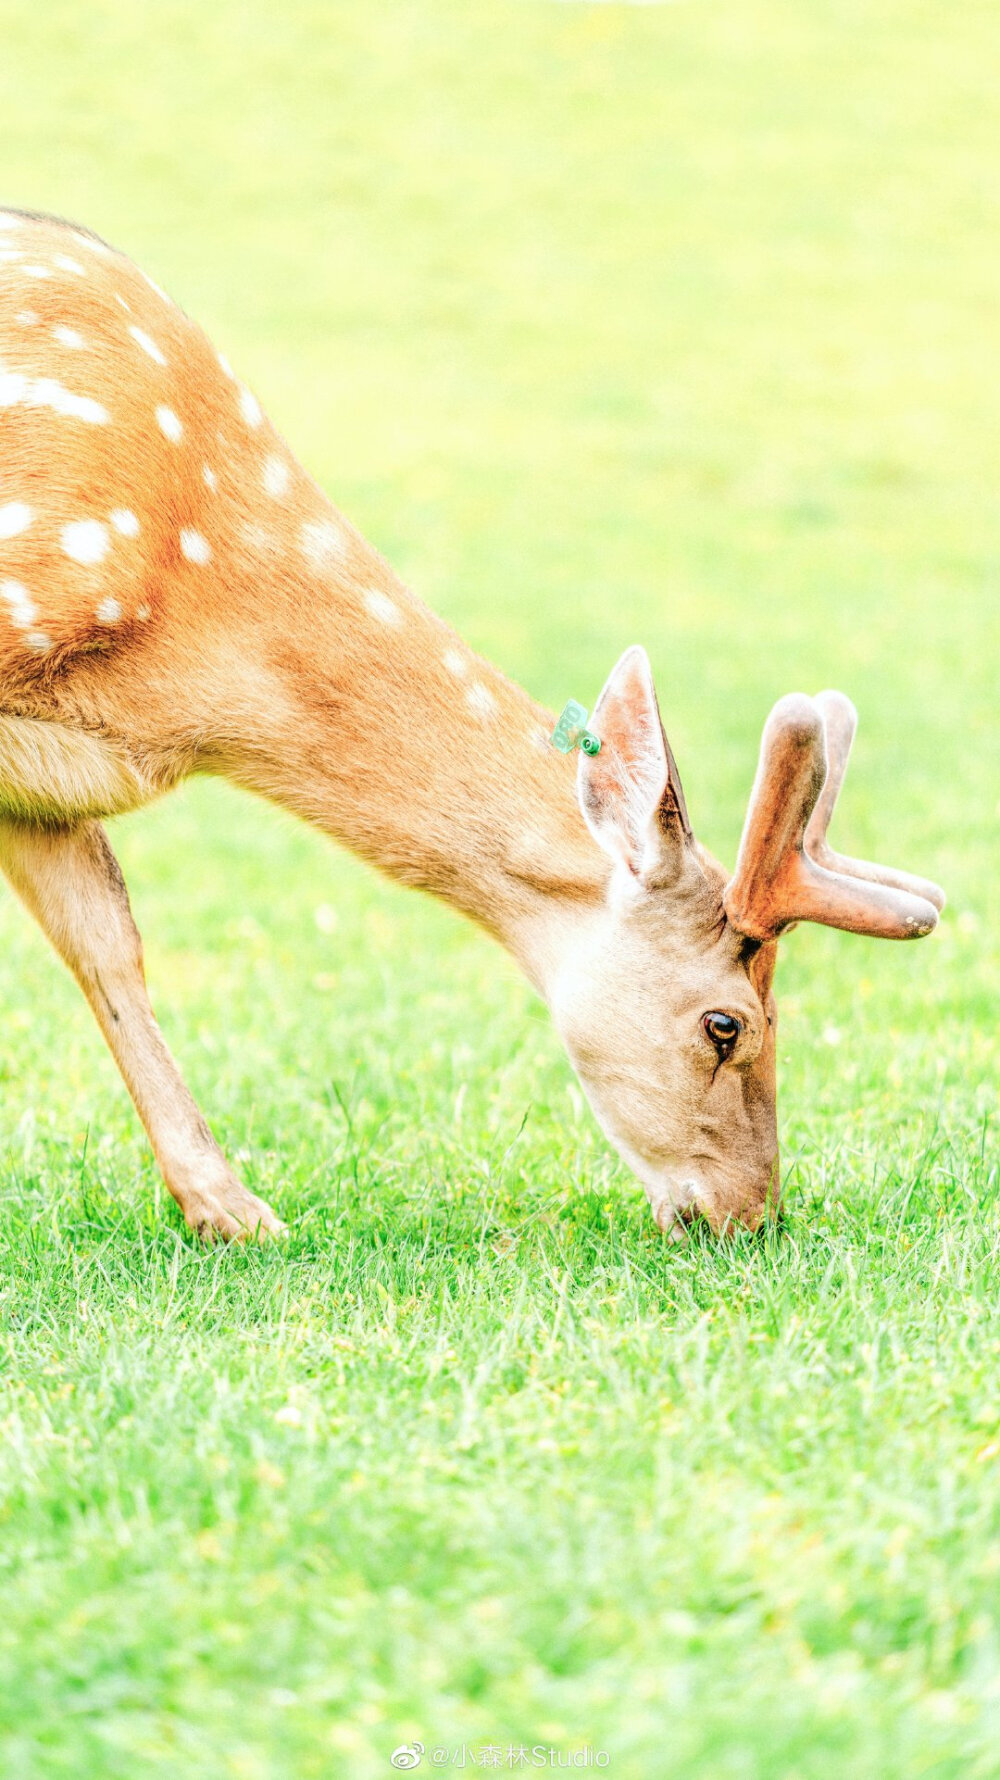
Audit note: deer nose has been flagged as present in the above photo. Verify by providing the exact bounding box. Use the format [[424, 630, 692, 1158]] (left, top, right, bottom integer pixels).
[[649, 1154, 781, 1240], [695, 1197, 776, 1237], [675, 1155, 782, 1237]]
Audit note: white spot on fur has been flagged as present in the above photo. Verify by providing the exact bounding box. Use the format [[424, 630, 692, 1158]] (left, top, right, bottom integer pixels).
[[300, 517, 346, 568], [180, 527, 211, 565], [443, 648, 468, 677], [53, 325, 85, 349], [364, 589, 402, 626], [14, 311, 38, 327], [25, 630, 52, 653], [72, 232, 110, 256], [110, 508, 140, 537], [96, 597, 122, 624], [263, 454, 289, 498], [141, 272, 170, 303], [61, 519, 109, 565], [0, 579, 36, 627], [0, 214, 23, 230], [136, 603, 151, 621], [0, 368, 108, 424], [0, 249, 22, 264], [114, 294, 130, 311], [0, 502, 32, 539], [53, 254, 86, 276], [20, 265, 52, 279], [202, 464, 218, 491], [156, 405, 182, 442], [129, 326, 167, 366], [47, 383, 106, 424], [0, 371, 28, 407], [43, 380, 106, 423], [239, 386, 263, 428], [467, 681, 498, 721], [218, 353, 234, 379]]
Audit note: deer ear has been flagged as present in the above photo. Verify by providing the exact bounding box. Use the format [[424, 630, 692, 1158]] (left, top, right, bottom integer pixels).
[[577, 646, 693, 883]]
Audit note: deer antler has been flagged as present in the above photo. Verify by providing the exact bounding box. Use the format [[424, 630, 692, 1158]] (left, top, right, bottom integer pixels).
[[723, 692, 945, 943]]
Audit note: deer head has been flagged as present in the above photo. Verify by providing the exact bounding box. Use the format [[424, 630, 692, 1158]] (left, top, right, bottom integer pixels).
[[547, 648, 944, 1238]]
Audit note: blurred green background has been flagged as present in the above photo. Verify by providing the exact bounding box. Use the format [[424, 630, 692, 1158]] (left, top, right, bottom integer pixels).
[[0, 2, 997, 1775]]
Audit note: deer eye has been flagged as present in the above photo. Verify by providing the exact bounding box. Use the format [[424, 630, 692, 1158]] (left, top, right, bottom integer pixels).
[[702, 1011, 742, 1057]]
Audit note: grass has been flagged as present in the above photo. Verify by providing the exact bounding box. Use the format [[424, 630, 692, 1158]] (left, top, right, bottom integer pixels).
[[0, 0, 998, 1773]]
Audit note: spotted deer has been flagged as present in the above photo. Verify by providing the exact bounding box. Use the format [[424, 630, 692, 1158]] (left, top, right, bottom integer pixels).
[[0, 208, 944, 1240]]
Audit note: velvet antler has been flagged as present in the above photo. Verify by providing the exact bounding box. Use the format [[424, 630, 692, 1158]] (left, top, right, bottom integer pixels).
[[723, 693, 945, 943]]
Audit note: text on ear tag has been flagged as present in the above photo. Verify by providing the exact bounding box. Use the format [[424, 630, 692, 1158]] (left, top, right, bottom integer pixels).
[[551, 700, 601, 756]]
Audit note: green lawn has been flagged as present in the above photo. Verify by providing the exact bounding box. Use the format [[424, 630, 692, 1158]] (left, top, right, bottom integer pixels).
[[1, 1, 998, 1774]]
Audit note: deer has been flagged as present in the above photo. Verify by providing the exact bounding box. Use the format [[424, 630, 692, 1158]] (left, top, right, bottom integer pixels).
[[0, 207, 945, 1242]]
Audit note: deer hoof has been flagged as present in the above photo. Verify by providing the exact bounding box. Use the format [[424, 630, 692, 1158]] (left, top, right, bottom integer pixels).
[[183, 1180, 287, 1243]]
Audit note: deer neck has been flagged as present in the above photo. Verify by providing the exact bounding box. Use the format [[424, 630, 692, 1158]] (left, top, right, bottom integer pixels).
[[216, 512, 610, 990]]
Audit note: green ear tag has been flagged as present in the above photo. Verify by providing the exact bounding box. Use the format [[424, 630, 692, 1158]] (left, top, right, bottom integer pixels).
[[551, 700, 601, 756]]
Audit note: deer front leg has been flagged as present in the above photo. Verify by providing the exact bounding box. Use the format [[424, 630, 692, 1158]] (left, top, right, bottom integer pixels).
[[0, 818, 285, 1240]]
